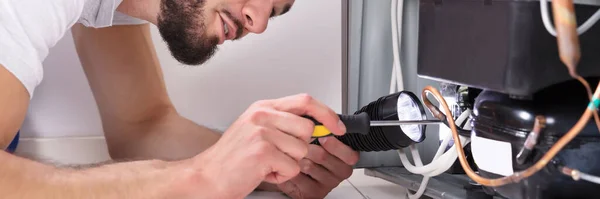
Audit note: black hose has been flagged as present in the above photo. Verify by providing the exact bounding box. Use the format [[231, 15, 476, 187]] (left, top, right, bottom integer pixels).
[[311, 91, 427, 152]]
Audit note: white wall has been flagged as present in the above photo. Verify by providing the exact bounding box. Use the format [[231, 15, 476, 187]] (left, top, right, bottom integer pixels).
[[19, 0, 342, 138]]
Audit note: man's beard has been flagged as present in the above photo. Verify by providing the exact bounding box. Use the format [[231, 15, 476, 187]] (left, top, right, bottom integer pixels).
[[157, 0, 218, 65]]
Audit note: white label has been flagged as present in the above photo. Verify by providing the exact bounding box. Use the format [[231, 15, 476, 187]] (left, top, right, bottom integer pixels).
[[471, 134, 514, 176]]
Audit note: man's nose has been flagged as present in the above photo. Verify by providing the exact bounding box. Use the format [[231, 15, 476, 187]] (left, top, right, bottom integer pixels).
[[241, 3, 270, 34]]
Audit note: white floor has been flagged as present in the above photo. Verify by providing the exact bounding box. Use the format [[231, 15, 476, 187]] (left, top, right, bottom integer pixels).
[[15, 137, 410, 199], [246, 169, 409, 199]]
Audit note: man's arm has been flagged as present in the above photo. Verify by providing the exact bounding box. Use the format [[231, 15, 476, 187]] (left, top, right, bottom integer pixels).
[[1, 151, 196, 198], [71, 23, 361, 197], [71, 23, 220, 161], [71, 23, 287, 192], [0, 64, 211, 198], [0, 65, 28, 149]]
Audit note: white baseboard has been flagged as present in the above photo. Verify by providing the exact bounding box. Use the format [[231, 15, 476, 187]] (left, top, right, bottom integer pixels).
[[14, 136, 111, 165]]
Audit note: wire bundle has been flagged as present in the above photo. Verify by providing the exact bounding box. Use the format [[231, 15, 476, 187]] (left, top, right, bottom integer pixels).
[[540, 0, 600, 36], [397, 110, 471, 199], [422, 82, 600, 187], [377, 1, 600, 197], [416, 0, 600, 187], [398, 110, 471, 177], [387, 0, 474, 198]]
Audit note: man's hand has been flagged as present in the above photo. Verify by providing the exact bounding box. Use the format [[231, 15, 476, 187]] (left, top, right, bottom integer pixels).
[[192, 93, 346, 199], [277, 137, 359, 199]]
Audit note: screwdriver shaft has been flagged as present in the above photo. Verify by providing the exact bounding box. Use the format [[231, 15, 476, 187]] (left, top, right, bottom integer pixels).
[[370, 120, 444, 126]]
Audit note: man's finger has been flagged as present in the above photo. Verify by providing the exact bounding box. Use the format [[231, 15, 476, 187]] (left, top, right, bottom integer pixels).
[[267, 110, 315, 143], [319, 137, 360, 165], [299, 159, 339, 186], [271, 93, 346, 136], [277, 181, 301, 198], [289, 174, 324, 197], [264, 150, 301, 184], [264, 127, 308, 161], [306, 143, 355, 180]]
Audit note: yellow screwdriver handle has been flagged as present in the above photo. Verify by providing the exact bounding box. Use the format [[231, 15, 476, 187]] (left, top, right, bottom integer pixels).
[[303, 116, 335, 138], [312, 125, 334, 138]]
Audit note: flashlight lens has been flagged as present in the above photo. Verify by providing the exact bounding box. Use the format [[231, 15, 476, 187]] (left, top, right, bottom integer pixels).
[[397, 93, 425, 142]]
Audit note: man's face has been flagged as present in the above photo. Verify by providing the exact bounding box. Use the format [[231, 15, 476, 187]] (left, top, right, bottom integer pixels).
[[157, 0, 295, 65]]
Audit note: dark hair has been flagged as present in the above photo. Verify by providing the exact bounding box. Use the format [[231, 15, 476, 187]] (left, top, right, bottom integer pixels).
[[157, 0, 219, 65]]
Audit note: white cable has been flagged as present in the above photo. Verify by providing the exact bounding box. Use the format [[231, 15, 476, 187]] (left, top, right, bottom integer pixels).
[[389, 0, 428, 197], [389, 0, 398, 94], [442, 108, 471, 148], [407, 144, 427, 199], [398, 135, 471, 174], [540, 0, 600, 36], [400, 132, 452, 174], [398, 110, 470, 174], [390, 62, 398, 93], [463, 118, 473, 131], [403, 135, 471, 198], [400, 110, 471, 199], [425, 138, 470, 177], [579, 171, 600, 184], [391, 0, 404, 92], [579, 10, 600, 34], [409, 144, 423, 167], [409, 177, 429, 199], [456, 109, 470, 127], [394, 0, 404, 91], [540, 0, 557, 36]]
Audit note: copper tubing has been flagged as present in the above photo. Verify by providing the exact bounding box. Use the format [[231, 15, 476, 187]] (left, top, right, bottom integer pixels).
[[552, 0, 581, 77], [574, 76, 600, 133], [551, 0, 600, 134], [422, 91, 446, 121], [560, 167, 581, 180], [516, 116, 546, 164], [526, 116, 546, 150], [422, 84, 600, 187], [561, 166, 600, 184], [554, 0, 600, 133]]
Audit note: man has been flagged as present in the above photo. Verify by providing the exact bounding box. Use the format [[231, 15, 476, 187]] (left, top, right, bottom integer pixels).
[[0, 0, 360, 198]]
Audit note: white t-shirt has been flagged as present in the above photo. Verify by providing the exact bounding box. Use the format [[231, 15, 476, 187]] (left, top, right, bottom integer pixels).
[[0, 0, 147, 98]]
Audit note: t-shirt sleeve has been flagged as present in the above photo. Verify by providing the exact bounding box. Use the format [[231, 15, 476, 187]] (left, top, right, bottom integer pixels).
[[112, 11, 148, 26], [0, 2, 44, 99]]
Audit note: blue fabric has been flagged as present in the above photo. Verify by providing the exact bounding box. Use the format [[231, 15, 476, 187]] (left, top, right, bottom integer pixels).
[[6, 131, 19, 153]]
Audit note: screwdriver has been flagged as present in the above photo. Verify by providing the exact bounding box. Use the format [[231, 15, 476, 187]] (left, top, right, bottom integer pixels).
[[304, 112, 443, 138]]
